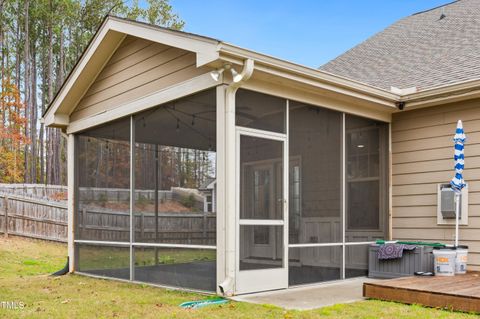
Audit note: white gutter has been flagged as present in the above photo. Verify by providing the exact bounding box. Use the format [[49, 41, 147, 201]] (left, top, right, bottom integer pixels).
[[400, 78, 480, 109], [216, 42, 480, 112], [218, 43, 399, 105]]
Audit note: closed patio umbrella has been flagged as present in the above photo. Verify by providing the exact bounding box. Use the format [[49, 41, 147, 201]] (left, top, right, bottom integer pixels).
[[450, 120, 466, 247]]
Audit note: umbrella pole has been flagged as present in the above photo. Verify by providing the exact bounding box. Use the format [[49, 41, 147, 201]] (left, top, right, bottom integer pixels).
[[455, 192, 460, 247], [155, 144, 159, 265]]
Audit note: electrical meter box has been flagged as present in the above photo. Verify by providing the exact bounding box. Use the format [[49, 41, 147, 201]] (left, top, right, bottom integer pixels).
[[437, 183, 468, 225], [440, 184, 459, 219]]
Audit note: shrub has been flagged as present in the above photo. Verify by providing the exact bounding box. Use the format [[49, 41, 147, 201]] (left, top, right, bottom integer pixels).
[[181, 194, 195, 209]]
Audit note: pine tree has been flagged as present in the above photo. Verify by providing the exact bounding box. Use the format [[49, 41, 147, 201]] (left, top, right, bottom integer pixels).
[[0, 0, 184, 185]]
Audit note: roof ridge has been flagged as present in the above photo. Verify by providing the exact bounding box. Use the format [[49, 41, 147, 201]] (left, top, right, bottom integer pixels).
[[411, 0, 460, 16], [107, 15, 221, 43]]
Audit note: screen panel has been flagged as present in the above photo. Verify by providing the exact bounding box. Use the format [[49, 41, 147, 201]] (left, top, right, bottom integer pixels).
[[236, 89, 286, 133], [289, 246, 342, 286], [345, 245, 369, 278], [76, 244, 130, 280], [133, 89, 217, 245], [240, 135, 284, 220], [239, 225, 283, 271], [133, 247, 216, 291], [289, 101, 342, 244], [345, 114, 388, 242], [76, 117, 131, 242]]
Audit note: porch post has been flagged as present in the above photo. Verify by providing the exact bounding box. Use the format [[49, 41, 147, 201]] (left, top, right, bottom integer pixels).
[[154, 144, 159, 264], [67, 133, 76, 272], [224, 85, 240, 295], [216, 84, 228, 294]]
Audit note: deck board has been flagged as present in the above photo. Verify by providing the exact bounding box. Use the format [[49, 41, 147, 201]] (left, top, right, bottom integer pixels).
[[363, 272, 480, 313]]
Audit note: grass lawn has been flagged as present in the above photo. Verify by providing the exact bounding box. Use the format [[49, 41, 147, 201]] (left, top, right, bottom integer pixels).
[[0, 236, 477, 319]]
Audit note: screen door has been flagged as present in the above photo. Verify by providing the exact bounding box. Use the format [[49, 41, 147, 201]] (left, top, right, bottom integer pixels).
[[235, 129, 288, 294]]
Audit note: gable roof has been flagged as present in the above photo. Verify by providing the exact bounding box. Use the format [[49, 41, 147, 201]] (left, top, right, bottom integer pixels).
[[42, 15, 222, 127], [43, 15, 404, 129], [320, 0, 480, 91]]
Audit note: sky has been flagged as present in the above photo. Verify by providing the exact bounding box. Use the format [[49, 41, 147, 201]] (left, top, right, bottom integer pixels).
[[168, 0, 453, 68]]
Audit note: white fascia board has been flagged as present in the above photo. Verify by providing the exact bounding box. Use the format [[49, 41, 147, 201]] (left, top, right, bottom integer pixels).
[[253, 64, 397, 109], [108, 18, 220, 67], [44, 113, 69, 127]]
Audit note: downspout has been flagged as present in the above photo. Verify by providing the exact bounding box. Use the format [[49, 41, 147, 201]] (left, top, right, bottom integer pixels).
[[62, 130, 76, 273], [219, 59, 254, 296]]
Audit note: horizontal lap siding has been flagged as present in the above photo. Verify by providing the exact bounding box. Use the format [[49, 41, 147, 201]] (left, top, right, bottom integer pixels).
[[70, 35, 208, 122], [392, 98, 480, 270]]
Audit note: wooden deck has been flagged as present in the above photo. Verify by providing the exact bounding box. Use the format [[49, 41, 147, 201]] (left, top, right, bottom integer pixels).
[[363, 272, 480, 313]]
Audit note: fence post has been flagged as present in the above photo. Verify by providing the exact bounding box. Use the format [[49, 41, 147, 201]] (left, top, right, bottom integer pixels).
[[203, 212, 207, 245], [4, 196, 8, 238], [81, 207, 87, 238], [140, 213, 145, 240]]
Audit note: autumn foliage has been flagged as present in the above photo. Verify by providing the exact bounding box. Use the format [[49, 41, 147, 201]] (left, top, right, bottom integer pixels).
[[0, 78, 29, 183]]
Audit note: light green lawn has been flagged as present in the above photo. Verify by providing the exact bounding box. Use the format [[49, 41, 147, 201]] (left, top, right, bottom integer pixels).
[[0, 236, 477, 319]]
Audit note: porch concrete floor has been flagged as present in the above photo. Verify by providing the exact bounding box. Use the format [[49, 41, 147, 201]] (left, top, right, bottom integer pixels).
[[231, 277, 382, 310]]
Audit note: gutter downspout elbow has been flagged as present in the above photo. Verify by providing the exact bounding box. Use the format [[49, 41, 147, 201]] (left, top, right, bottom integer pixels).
[[228, 58, 254, 90]]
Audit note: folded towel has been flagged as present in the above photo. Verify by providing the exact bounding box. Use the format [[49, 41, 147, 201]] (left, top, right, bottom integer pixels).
[[377, 243, 416, 260]]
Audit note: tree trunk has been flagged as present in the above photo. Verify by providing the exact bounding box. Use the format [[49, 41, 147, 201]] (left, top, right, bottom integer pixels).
[[46, 0, 54, 185], [39, 68, 45, 184], [0, 4, 4, 138], [23, 0, 30, 183], [30, 46, 37, 182], [53, 24, 66, 185]]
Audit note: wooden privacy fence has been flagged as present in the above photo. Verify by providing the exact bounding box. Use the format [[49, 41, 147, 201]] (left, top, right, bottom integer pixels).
[[0, 193, 68, 242], [78, 209, 216, 245], [0, 184, 216, 244], [0, 183, 67, 199]]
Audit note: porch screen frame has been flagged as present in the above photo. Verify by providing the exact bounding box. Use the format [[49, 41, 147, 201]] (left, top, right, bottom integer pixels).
[[73, 88, 219, 293], [232, 88, 390, 288]]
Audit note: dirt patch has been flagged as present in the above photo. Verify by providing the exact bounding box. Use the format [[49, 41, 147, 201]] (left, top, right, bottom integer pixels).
[[88, 200, 195, 213]]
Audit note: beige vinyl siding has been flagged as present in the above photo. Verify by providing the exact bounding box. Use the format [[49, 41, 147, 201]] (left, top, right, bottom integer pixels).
[[70, 35, 209, 122], [391, 98, 480, 270]]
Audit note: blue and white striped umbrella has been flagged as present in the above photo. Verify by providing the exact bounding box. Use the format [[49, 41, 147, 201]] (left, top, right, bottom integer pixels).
[[450, 120, 466, 192]]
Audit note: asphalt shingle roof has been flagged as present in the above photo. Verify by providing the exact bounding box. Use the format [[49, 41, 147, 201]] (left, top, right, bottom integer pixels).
[[319, 0, 480, 91]]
